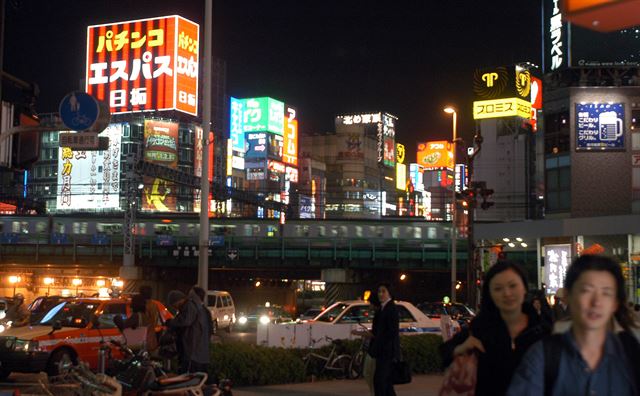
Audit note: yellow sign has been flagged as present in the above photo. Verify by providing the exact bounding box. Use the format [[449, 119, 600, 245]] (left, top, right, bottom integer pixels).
[[396, 163, 407, 190], [396, 143, 406, 164], [473, 98, 532, 120], [482, 72, 499, 87], [515, 68, 531, 99]]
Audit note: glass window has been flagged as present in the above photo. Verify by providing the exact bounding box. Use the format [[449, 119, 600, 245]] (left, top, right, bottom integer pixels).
[[338, 305, 376, 324], [216, 296, 223, 308], [39, 301, 98, 328], [207, 295, 216, 307], [397, 306, 417, 323], [315, 303, 349, 323], [97, 303, 127, 329], [225, 296, 233, 307]]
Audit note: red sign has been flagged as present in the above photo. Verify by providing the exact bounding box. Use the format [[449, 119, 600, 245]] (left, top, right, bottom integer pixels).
[[86, 16, 199, 116], [283, 106, 298, 166]]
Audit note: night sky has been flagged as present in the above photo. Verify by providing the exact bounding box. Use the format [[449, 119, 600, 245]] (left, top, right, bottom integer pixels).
[[4, 0, 541, 158]]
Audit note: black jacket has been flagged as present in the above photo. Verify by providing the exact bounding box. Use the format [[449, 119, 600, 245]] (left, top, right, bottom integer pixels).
[[440, 304, 550, 396], [369, 300, 401, 361]]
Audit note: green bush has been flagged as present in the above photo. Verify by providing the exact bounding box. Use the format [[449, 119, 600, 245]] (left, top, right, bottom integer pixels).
[[208, 334, 443, 387]]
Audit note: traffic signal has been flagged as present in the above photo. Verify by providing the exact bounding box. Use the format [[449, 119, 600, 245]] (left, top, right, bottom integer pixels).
[[480, 188, 494, 210]]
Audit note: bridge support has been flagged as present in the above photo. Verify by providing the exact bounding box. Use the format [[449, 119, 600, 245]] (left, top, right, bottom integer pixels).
[[321, 269, 361, 306]]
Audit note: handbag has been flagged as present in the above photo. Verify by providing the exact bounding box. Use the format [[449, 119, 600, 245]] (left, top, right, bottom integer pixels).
[[438, 352, 477, 396], [391, 359, 412, 385]]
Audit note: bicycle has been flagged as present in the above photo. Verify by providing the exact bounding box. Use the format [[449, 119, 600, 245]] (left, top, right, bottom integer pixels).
[[348, 323, 373, 379], [302, 336, 352, 379]]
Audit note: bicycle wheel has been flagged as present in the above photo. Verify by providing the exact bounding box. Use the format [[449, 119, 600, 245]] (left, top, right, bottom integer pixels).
[[331, 355, 352, 380], [348, 350, 365, 379]]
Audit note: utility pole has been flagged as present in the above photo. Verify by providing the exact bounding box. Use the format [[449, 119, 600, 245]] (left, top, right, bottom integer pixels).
[[198, 0, 213, 291]]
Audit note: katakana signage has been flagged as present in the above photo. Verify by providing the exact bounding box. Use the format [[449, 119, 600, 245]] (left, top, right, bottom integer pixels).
[[86, 15, 199, 115], [473, 98, 532, 120], [576, 103, 625, 151]]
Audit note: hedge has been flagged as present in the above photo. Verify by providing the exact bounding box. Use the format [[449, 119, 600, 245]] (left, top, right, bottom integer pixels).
[[208, 334, 443, 387]]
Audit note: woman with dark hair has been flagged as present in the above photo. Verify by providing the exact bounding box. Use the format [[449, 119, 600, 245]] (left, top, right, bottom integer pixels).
[[440, 260, 550, 395], [368, 283, 400, 396], [507, 255, 640, 396]]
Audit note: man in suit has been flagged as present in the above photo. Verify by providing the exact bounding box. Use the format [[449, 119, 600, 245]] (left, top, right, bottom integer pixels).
[[369, 283, 400, 396], [552, 287, 570, 322]]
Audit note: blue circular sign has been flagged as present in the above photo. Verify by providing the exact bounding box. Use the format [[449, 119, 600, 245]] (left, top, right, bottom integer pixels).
[[59, 91, 100, 131]]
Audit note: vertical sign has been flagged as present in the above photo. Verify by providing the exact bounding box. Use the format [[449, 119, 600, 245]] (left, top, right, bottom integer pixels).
[[142, 120, 179, 211], [56, 123, 123, 210], [576, 103, 625, 150], [86, 16, 199, 115], [283, 106, 298, 166], [230, 97, 245, 152], [544, 244, 572, 295], [544, 0, 567, 72]]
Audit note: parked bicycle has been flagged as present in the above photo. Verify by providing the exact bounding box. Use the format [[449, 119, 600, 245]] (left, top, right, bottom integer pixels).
[[302, 336, 352, 379], [348, 322, 373, 379]]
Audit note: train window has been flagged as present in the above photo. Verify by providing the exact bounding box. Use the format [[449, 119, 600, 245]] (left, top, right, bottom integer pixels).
[[318, 226, 326, 237], [330, 226, 338, 237], [137, 223, 147, 236], [355, 226, 363, 238], [154, 224, 179, 235], [73, 222, 88, 234], [13, 221, 29, 234], [186, 224, 198, 236], [413, 226, 422, 239], [36, 222, 48, 234], [302, 225, 310, 237], [338, 226, 348, 237], [97, 223, 122, 235], [391, 227, 399, 239], [267, 226, 277, 237], [376, 227, 384, 237], [0, 222, 3, 232], [251, 225, 261, 237], [53, 222, 65, 234], [428, 227, 437, 239]]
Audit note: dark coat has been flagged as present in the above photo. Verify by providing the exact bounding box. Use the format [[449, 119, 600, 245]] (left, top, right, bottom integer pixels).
[[167, 290, 210, 364], [369, 300, 400, 361], [440, 304, 550, 396]]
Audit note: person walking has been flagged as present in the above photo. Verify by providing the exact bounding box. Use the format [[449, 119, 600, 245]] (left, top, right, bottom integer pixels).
[[368, 283, 400, 396], [167, 287, 210, 374], [351, 292, 381, 396], [7, 293, 30, 327], [531, 295, 553, 328], [507, 255, 640, 396], [114, 286, 159, 351], [440, 261, 550, 396]]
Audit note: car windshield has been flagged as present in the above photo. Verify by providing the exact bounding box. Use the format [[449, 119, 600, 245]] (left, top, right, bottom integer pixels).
[[314, 303, 349, 323], [40, 301, 98, 328]]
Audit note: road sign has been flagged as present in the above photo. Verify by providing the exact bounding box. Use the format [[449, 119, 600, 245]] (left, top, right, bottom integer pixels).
[[209, 236, 225, 247], [59, 91, 110, 132], [59, 132, 103, 150], [227, 248, 239, 260]]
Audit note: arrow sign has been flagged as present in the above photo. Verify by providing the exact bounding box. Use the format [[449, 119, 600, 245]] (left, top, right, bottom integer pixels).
[[227, 248, 239, 260]]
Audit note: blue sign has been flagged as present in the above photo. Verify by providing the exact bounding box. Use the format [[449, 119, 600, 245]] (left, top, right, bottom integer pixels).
[[230, 97, 245, 153], [59, 91, 100, 131], [576, 103, 625, 150], [245, 132, 268, 159], [209, 235, 225, 247], [299, 195, 314, 219]]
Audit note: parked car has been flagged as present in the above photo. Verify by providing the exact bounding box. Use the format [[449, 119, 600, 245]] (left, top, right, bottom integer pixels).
[[311, 300, 448, 334], [0, 297, 172, 379], [237, 304, 293, 330], [417, 301, 476, 327], [28, 296, 73, 325], [297, 308, 323, 322], [205, 291, 236, 334]]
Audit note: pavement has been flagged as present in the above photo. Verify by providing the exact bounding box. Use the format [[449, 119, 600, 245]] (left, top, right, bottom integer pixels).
[[234, 374, 444, 396]]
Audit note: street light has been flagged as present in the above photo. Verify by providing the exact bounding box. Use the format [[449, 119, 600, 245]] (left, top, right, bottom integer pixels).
[[443, 106, 457, 301], [400, 273, 407, 281], [72, 278, 82, 295], [43, 277, 55, 296]]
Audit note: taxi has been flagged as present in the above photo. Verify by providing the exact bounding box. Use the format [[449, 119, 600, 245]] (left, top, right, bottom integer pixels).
[[0, 297, 172, 379]]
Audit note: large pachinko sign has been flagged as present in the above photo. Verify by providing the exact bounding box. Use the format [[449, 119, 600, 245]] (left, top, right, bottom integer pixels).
[[86, 16, 199, 115], [56, 124, 123, 210], [143, 120, 179, 211]]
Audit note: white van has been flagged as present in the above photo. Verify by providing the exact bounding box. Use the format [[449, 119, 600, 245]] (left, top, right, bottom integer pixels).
[[205, 291, 236, 334]]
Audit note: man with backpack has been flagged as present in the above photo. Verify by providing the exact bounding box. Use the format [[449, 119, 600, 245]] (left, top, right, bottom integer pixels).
[[507, 255, 640, 396]]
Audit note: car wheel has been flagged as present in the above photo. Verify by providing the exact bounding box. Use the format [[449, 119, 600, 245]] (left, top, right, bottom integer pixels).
[[0, 367, 11, 381], [47, 348, 76, 377], [348, 350, 364, 379]]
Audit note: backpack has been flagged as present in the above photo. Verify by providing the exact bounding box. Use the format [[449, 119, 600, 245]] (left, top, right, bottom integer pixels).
[[543, 331, 640, 396]]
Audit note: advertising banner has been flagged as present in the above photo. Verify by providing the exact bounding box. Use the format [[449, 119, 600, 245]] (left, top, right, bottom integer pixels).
[[396, 163, 407, 190], [86, 16, 199, 115], [268, 133, 284, 160], [544, 244, 572, 295], [409, 163, 424, 192], [193, 126, 214, 212], [299, 195, 314, 219], [473, 65, 531, 102], [56, 123, 123, 210], [283, 106, 298, 166], [241, 97, 284, 134], [142, 120, 178, 211], [337, 133, 364, 160], [417, 141, 453, 169], [230, 97, 245, 153], [246, 132, 268, 159], [473, 98, 532, 120], [576, 103, 624, 150]]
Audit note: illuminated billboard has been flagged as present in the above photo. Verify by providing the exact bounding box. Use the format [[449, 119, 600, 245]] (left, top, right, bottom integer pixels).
[[241, 97, 284, 134], [544, 244, 571, 295], [473, 65, 531, 102], [230, 97, 245, 152], [336, 112, 396, 167], [473, 98, 532, 120], [86, 16, 199, 115], [246, 132, 268, 159], [395, 143, 406, 164], [283, 106, 298, 166], [396, 163, 407, 190], [576, 103, 625, 150], [409, 163, 424, 192], [56, 123, 123, 210], [337, 133, 364, 160], [142, 120, 179, 211], [417, 141, 453, 169], [193, 126, 214, 212]]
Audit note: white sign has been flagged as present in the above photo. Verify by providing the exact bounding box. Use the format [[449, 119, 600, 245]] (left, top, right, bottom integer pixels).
[[338, 113, 382, 125], [56, 123, 123, 210], [59, 132, 100, 150], [544, 244, 571, 295], [549, 0, 564, 70]]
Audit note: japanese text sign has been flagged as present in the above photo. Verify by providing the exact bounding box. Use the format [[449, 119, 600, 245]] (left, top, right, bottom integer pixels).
[[576, 103, 625, 150], [417, 141, 453, 169], [240, 97, 284, 134], [86, 15, 199, 116], [283, 106, 298, 166], [473, 65, 531, 101], [544, 244, 571, 295], [473, 98, 532, 120], [143, 120, 179, 211]]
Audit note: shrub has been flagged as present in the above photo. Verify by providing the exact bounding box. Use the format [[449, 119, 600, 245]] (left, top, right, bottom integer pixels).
[[208, 334, 443, 387]]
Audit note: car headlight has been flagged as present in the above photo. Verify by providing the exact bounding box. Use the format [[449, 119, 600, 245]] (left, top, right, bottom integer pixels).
[[259, 315, 270, 325], [14, 339, 41, 352], [0, 311, 5, 320], [238, 316, 248, 325], [0, 324, 5, 333]]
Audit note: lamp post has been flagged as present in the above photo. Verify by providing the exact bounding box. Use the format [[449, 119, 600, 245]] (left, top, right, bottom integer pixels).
[[8, 275, 20, 297], [443, 107, 457, 301]]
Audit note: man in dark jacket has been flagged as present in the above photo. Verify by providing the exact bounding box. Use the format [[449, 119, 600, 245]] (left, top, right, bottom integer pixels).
[[167, 288, 210, 374], [368, 284, 400, 396]]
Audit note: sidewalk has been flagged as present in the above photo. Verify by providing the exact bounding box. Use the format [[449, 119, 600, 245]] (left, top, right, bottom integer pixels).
[[234, 374, 444, 396]]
